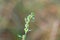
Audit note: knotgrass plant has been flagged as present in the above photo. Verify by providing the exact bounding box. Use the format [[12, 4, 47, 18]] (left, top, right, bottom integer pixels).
[[17, 12, 35, 40]]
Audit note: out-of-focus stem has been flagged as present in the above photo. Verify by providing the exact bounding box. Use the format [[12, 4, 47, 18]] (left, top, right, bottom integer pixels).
[[49, 21, 59, 40]]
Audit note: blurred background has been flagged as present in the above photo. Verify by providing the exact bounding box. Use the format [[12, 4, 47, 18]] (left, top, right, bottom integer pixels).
[[0, 0, 60, 40]]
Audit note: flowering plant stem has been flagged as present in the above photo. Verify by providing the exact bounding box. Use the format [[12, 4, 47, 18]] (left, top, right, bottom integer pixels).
[[22, 12, 34, 40], [17, 12, 34, 40]]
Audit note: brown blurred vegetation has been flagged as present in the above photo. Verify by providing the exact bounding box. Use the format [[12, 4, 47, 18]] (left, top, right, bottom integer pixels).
[[0, 0, 60, 40]]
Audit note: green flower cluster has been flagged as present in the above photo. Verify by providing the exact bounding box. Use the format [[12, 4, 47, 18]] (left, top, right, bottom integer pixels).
[[18, 12, 35, 40]]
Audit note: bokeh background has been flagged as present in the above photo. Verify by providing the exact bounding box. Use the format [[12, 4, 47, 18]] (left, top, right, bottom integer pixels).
[[0, 0, 60, 40]]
